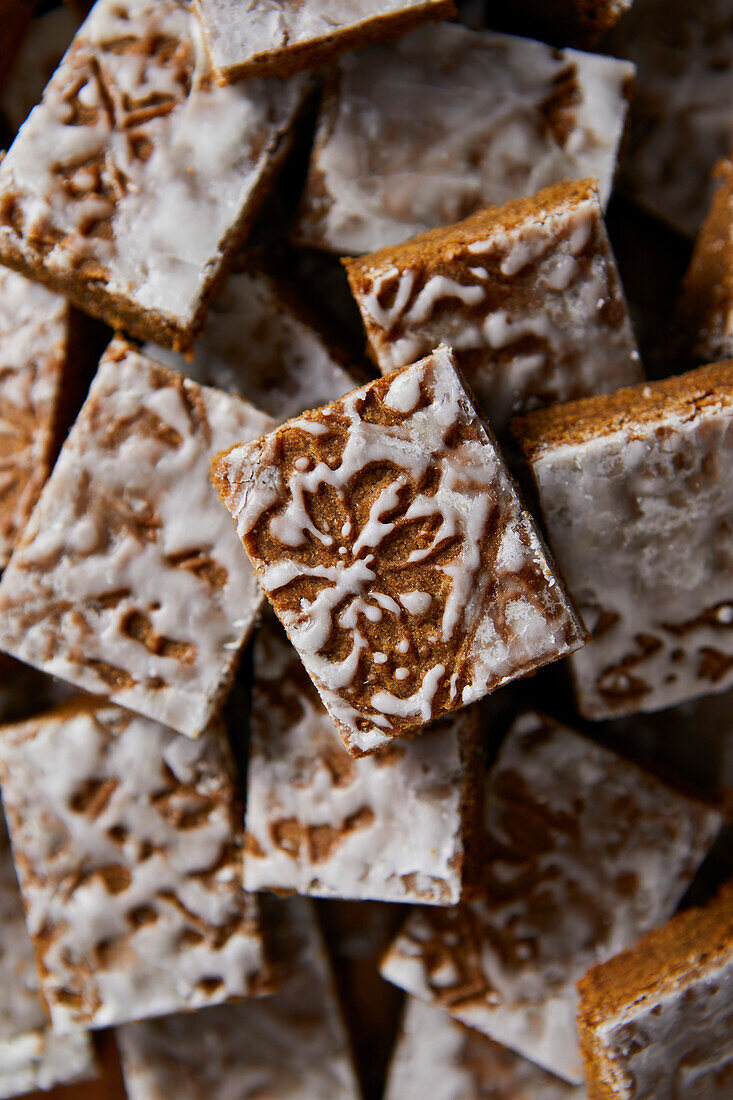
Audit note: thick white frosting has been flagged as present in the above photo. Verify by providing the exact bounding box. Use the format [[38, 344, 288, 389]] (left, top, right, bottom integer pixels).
[[385, 998, 584, 1100], [592, 952, 733, 1098], [0, 701, 268, 1033], [296, 23, 634, 254], [380, 712, 723, 1083], [529, 391, 733, 719], [0, 805, 96, 1097], [117, 896, 360, 1100], [244, 617, 472, 903], [0, 267, 70, 567], [195, 0, 450, 76], [352, 192, 642, 436], [0, 338, 273, 738], [608, 0, 733, 237], [0, 0, 306, 332], [214, 347, 584, 755], [146, 266, 356, 421]]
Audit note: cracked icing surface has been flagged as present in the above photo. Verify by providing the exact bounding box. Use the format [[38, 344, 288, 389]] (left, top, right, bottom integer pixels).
[[379, 712, 723, 1083], [346, 181, 641, 437], [607, 0, 733, 238], [0, 0, 306, 345], [385, 998, 584, 1100], [0, 804, 96, 1097], [146, 265, 356, 421], [212, 346, 584, 756], [195, 0, 453, 80], [0, 699, 269, 1033], [244, 616, 477, 903], [295, 23, 634, 254], [0, 338, 273, 738], [520, 365, 733, 719], [0, 268, 70, 568], [117, 896, 360, 1100]]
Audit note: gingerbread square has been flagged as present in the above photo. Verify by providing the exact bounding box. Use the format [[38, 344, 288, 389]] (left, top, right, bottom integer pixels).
[[295, 23, 634, 255], [0, 698, 271, 1033], [212, 346, 585, 756], [244, 616, 483, 904], [194, 0, 455, 83], [515, 362, 733, 719], [0, 0, 307, 350], [345, 179, 642, 437], [380, 711, 723, 1082], [577, 883, 733, 1099], [0, 338, 273, 738], [117, 896, 360, 1100]]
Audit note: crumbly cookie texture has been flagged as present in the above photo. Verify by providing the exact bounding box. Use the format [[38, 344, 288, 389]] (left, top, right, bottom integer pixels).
[[146, 263, 356, 422], [295, 22, 634, 255], [380, 711, 723, 1084], [577, 883, 733, 1100], [0, 268, 72, 568], [212, 346, 585, 757], [0, 0, 307, 350], [515, 362, 733, 720], [384, 998, 583, 1100], [345, 179, 642, 437], [0, 698, 271, 1034], [244, 616, 482, 904], [607, 0, 733, 238], [677, 158, 733, 365], [0, 803, 96, 1098], [0, 338, 273, 739], [194, 0, 455, 82], [117, 896, 361, 1100]]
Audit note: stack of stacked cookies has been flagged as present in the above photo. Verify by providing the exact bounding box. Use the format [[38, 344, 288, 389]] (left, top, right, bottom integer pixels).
[[0, 1, 731, 1098]]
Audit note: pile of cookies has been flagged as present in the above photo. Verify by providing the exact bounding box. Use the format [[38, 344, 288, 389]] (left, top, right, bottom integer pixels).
[[0, 1, 731, 1098]]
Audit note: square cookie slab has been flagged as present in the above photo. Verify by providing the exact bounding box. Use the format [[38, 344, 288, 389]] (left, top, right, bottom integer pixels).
[[0, 698, 271, 1033], [385, 998, 584, 1100], [515, 363, 733, 720], [211, 345, 585, 756], [0, 0, 307, 351], [677, 157, 733, 366], [117, 895, 361, 1100], [244, 616, 483, 904], [606, 0, 733, 238], [147, 260, 357, 422], [294, 23, 634, 255], [195, 0, 455, 83], [0, 338, 273, 738], [344, 179, 642, 437], [0, 803, 96, 1099], [578, 883, 733, 1099], [0, 268, 74, 567], [380, 711, 723, 1083]]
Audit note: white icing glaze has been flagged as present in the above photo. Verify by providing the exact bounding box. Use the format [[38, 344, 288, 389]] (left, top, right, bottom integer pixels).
[[353, 192, 642, 437], [195, 0, 450, 76], [0, 268, 70, 567], [0, 338, 273, 737], [214, 346, 584, 755], [144, 266, 356, 421], [380, 712, 723, 1083], [117, 897, 360, 1100], [385, 998, 584, 1100], [296, 22, 634, 254], [0, 804, 96, 1096], [592, 953, 733, 1099], [0, 701, 268, 1033], [529, 387, 733, 719], [243, 619, 471, 904], [0, 0, 306, 332], [608, 0, 733, 237]]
